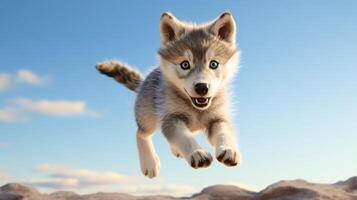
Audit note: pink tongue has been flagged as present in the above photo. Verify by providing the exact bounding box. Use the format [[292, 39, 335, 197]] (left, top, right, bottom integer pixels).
[[197, 98, 207, 103]]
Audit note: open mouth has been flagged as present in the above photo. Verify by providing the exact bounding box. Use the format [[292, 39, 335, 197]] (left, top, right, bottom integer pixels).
[[184, 88, 211, 108], [190, 97, 211, 108]]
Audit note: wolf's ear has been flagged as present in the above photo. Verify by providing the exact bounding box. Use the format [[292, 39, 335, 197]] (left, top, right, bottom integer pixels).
[[209, 12, 236, 45], [160, 12, 184, 45]]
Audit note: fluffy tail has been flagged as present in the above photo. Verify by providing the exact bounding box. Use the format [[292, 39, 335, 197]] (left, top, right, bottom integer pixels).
[[96, 61, 144, 92]]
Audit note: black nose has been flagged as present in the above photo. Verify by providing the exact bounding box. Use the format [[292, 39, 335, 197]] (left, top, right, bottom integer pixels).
[[194, 83, 209, 96]]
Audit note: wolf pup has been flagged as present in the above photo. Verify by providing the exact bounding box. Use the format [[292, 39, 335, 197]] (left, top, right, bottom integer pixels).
[[97, 12, 241, 178]]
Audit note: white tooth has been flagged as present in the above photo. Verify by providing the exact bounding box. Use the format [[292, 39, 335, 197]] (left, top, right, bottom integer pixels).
[[194, 98, 209, 105]]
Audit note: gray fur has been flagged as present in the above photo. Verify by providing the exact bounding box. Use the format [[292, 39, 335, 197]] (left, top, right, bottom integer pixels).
[[162, 112, 190, 140], [159, 29, 237, 66], [97, 12, 241, 178], [206, 117, 228, 139], [96, 61, 143, 92]]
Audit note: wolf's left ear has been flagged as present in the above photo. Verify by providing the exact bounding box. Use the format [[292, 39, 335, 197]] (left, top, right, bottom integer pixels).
[[159, 12, 184, 46], [209, 12, 236, 45]]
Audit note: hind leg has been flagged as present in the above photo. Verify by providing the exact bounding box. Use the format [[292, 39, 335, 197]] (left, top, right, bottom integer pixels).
[[135, 94, 160, 178], [137, 129, 160, 178], [134, 71, 163, 178]]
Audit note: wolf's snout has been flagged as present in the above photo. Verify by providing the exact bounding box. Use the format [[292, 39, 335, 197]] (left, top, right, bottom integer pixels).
[[194, 83, 209, 96]]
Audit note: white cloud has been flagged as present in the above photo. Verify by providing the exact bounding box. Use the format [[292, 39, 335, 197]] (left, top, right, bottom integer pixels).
[[0, 99, 95, 122], [0, 171, 11, 183], [26, 164, 196, 196], [12, 98, 90, 117], [0, 73, 12, 92], [35, 164, 130, 186], [0, 173, 9, 180], [226, 181, 259, 192], [0, 108, 18, 122], [16, 69, 48, 86], [0, 70, 95, 122], [0, 70, 49, 92], [27, 164, 132, 190], [121, 184, 196, 196]]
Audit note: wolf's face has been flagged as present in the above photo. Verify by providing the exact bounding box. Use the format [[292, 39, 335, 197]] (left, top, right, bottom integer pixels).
[[159, 12, 239, 110]]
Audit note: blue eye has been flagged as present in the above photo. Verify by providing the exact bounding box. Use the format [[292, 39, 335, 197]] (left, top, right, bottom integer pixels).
[[209, 60, 219, 69], [180, 60, 190, 70]]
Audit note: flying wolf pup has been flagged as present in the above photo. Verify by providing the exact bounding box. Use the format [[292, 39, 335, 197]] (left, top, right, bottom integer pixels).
[[97, 11, 241, 178]]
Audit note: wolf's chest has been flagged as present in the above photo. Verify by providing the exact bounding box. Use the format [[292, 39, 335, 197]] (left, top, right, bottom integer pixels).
[[186, 115, 207, 132]]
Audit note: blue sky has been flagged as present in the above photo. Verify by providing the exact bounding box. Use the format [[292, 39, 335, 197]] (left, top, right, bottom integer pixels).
[[0, 0, 357, 195]]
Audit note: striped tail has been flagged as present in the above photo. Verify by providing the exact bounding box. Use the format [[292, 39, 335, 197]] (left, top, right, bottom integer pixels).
[[96, 61, 144, 92]]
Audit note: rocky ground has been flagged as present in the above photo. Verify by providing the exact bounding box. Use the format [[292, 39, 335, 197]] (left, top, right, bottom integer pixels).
[[0, 176, 356, 200]]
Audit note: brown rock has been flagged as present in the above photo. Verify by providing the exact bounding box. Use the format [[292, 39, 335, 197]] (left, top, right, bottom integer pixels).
[[1, 177, 357, 200]]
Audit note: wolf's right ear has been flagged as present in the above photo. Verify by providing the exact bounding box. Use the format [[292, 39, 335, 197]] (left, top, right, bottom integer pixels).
[[160, 12, 184, 45]]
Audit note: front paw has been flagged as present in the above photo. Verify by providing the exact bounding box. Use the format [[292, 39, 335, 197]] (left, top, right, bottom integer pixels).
[[140, 154, 160, 179], [216, 147, 241, 167], [188, 149, 213, 169]]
